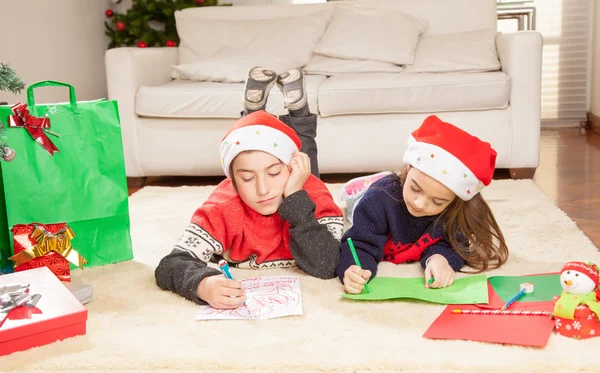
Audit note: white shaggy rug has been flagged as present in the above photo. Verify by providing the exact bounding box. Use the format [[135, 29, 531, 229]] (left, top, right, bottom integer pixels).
[[2, 180, 600, 373]]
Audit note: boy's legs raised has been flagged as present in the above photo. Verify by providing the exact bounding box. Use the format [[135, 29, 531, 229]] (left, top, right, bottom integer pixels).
[[277, 68, 319, 178], [242, 66, 277, 115]]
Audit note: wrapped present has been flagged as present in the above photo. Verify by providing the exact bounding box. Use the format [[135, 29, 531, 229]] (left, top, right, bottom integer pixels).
[[9, 223, 87, 282], [554, 295, 600, 339], [0, 267, 87, 356]]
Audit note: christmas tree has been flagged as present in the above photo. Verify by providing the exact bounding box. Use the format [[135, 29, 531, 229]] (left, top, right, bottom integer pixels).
[[0, 63, 25, 95], [0, 63, 21, 162], [105, 0, 223, 48]]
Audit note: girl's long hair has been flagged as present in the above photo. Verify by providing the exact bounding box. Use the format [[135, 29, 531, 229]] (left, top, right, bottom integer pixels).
[[398, 167, 508, 272]]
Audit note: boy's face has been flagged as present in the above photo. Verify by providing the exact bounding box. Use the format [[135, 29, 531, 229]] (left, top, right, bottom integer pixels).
[[402, 166, 456, 217], [231, 151, 290, 216]]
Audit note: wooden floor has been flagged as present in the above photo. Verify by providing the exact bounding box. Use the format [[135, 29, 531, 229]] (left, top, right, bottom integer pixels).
[[129, 127, 600, 249]]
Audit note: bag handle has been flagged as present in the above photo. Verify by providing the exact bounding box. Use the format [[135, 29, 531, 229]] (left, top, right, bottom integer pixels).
[[27, 80, 79, 112]]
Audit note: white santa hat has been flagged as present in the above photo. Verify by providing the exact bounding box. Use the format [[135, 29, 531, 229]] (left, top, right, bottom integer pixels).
[[220, 111, 301, 178], [402, 115, 497, 201]]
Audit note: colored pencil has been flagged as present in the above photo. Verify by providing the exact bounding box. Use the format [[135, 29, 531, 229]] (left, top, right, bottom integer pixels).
[[452, 309, 553, 317], [347, 238, 370, 293]]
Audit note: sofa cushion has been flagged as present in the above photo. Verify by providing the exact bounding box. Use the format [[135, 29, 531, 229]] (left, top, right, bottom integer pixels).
[[303, 54, 404, 76], [135, 75, 327, 119], [172, 55, 302, 83], [314, 5, 427, 65], [404, 29, 500, 73], [175, 9, 333, 67], [317, 72, 511, 117]]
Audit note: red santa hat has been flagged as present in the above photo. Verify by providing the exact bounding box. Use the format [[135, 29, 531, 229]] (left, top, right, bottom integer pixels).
[[220, 111, 301, 178], [402, 115, 497, 201], [561, 261, 600, 286]]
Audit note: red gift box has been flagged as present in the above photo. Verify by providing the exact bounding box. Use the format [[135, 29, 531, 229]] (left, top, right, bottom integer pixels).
[[11, 223, 72, 282], [553, 296, 600, 339], [0, 266, 87, 356]]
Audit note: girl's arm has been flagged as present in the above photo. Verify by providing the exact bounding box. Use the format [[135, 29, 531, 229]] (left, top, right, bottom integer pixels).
[[335, 190, 390, 282], [420, 238, 466, 271], [278, 190, 344, 280]]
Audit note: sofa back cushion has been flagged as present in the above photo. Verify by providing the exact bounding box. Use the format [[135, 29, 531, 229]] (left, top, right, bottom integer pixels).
[[361, 0, 497, 36], [175, 5, 334, 67], [314, 6, 427, 65]]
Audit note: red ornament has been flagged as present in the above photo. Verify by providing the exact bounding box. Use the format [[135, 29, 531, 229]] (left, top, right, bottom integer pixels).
[[105, 9, 114, 17], [115, 21, 126, 31], [165, 40, 177, 47], [195, 0, 205, 4], [137, 41, 148, 48]]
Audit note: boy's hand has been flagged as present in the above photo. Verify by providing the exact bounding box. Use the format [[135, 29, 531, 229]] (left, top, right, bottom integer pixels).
[[283, 152, 311, 198], [343, 265, 372, 294], [197, 275, 246, 309], [424, 254, 455, 289]]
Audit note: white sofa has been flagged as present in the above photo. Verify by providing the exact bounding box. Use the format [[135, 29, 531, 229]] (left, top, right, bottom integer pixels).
[[105, 0, 542, 179]]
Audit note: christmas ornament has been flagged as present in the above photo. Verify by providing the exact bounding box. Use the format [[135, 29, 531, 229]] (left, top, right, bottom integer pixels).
[[554, 261, 600, 339], [0, 146, 16, 162], [137, 41, 148, 48], [196, 0, 205, 3], [105, 9, 114, 17], [165, 40, 177, 47], [115, 21, 126, 32]]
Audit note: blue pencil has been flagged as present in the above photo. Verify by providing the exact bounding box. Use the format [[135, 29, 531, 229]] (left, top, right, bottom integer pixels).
[[218, 260, 245, 306], [502, 288, 526, 310]]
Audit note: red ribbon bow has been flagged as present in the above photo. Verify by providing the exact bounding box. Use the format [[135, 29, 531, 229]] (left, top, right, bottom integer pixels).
[[8, 103, 59, 155]]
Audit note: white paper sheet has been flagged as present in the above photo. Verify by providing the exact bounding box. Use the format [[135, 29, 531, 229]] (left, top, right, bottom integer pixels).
[[196, 276, 303, 320]]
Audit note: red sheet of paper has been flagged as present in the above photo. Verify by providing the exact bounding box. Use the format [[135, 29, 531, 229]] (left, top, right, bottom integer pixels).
[[423, 282, 556, 347]]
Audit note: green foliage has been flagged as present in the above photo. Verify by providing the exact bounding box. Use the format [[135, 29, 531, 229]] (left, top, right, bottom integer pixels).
[[105, 0, 225, 48], [0, 63, 25, 95]]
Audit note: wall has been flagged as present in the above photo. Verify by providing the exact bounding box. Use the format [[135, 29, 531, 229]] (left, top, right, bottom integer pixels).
[[591, 0, 600, 116], [0, 0, 109, 105]]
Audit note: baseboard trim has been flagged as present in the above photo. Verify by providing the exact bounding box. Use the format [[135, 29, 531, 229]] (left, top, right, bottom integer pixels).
[[590, 112, 600, 129]]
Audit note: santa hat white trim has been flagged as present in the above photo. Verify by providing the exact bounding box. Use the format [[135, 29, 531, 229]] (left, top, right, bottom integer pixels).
[[403, 135, 485, 201], [220, 124, 299, 178]]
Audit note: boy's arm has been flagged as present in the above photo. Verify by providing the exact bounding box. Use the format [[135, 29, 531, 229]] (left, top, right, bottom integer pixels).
[[335, 191, 390, 282], [278, 190, 344, 280], [155, 213, 226, 304]]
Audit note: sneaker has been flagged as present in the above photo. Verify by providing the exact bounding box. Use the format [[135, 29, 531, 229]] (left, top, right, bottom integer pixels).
[[276, 68, 307, 114], [244, 66, 277, 112]]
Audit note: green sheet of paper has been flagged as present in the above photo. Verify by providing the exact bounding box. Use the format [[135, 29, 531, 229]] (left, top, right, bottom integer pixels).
[[488, 274, 562, 302], [343, 274, 488, 304]]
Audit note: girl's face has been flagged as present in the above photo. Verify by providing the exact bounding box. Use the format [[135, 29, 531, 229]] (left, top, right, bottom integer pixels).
[[231, 151, 290, 216], [402, 166, 456, 217]]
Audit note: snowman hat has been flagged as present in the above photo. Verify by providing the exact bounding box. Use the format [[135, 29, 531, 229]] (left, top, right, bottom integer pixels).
[[561, 261, 600, 286]]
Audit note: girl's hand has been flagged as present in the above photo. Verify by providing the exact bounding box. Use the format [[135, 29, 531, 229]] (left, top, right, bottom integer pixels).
[[343, 265, 372, 294], [424, 254, 455, 289], [283, 152, 311, 198], [197, 275, 246, 309]]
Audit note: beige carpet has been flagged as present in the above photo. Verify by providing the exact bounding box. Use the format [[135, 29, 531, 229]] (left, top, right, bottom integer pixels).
[[3, 180, 600, 373]]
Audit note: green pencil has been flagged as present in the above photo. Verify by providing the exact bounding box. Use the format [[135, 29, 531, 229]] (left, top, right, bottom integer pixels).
[[347, 238, 371, 293]]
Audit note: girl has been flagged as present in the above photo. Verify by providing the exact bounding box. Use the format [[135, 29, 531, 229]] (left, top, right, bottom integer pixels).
[[155, 68, 344, 309], [337, 115, 509, 293]]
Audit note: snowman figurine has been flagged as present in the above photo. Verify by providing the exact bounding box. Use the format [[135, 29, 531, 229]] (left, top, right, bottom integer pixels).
[[554, 261, 600, 320]]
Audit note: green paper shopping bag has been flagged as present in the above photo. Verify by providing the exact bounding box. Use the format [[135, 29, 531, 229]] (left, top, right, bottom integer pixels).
[[0, 81, 133, 271]]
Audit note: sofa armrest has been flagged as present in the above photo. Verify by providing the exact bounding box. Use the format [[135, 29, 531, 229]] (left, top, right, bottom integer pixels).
[[105, 47, 177, 177], [496, 31, 543, 168]]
